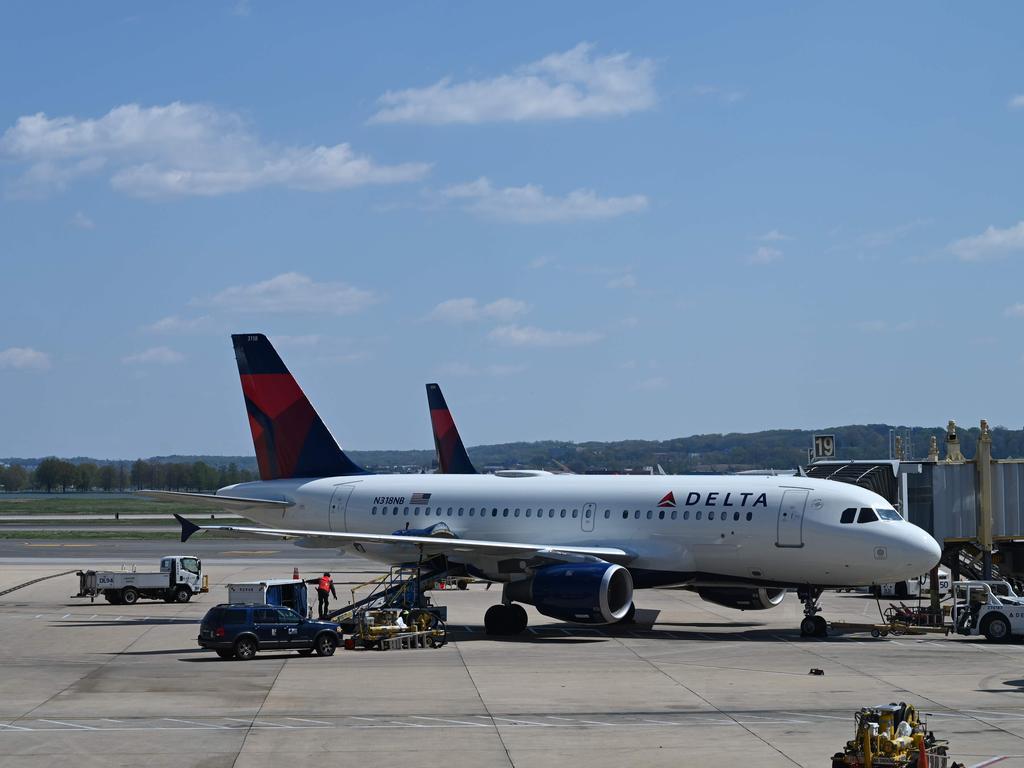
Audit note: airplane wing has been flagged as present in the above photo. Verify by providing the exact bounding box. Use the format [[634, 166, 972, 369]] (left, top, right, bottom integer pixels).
[[138, 490, 294, 513], [172, 514, 635, 565]]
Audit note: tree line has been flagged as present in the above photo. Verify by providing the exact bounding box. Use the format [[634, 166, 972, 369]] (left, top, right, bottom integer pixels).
[[0, 458, 255, 493]]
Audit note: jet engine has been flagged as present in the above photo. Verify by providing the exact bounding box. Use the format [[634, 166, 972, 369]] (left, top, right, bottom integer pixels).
[[696, 587, 786, 611], [504, 563, 633, 624]]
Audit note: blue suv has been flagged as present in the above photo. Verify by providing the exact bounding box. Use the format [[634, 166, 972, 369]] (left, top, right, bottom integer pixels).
[[198, 603, 342, 660]]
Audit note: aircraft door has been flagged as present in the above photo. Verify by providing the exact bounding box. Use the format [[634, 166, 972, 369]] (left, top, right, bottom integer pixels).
[[329, 484, 357, 532], [776, 489, 807, 547], [581, 502, 596, 533]]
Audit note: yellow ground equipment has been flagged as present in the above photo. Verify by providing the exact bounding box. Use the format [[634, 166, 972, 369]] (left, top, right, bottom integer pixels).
[[830, 703, 963, 768], [351, 607, 446, 650]]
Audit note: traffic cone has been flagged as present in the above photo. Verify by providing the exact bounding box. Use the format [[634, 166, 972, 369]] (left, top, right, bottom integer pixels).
[[292, 566, 299, 580]]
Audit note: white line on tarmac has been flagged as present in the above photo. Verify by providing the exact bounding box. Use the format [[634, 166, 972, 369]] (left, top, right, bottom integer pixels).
[[782, 711, 846, 720], [0, 723, 31, 731], [287, 717, 332, 725], [102, 719, 123, 723], [61, 614, 70, 619], [349, 716, 378, 722], [487, 716, 558, 727], [165, 718, 229, 729], [970, 757, 1010, 768], [39, 720, 96, 730], [412, 716, 488, 727], [642, 719, 680, 725]]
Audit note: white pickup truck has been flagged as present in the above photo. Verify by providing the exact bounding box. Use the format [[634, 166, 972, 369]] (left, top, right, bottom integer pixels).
[[951, 580, 1024, 642], [76, 555, 207, 605]]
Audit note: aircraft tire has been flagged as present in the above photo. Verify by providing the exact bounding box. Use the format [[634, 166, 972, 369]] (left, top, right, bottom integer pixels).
[[800, 616, 817, 637], [813, 615, 828, 637]]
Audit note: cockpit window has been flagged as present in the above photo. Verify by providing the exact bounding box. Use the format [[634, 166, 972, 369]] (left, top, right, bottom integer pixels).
[[857, 507, 878, 523], [875, 507, 902, 521], [840, 508, 856, 524]]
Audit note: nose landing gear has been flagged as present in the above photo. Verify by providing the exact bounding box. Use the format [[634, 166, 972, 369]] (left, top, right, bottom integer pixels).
[[798, 586, 827, 638]]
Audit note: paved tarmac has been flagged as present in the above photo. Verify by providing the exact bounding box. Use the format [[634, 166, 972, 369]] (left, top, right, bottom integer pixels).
[[1, 550, 1023, 767]]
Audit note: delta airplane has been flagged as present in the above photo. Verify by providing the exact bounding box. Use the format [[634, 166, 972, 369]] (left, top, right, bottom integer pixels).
[[150, 334, 941, 637]]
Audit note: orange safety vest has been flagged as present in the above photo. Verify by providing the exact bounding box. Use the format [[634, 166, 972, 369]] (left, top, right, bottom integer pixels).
[[318, 576, 332, 592]]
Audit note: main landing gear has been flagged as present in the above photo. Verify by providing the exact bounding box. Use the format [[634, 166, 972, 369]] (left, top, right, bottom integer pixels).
[[484, 603, 528, 635], [798, 586, 828, 638]]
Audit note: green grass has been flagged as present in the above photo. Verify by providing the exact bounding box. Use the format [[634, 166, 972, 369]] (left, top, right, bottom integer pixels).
[[0, 529, 253, 540], [0, 496, 225, 517]]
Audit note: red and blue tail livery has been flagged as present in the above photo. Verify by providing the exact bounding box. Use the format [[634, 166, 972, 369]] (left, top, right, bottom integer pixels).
[[232, 334, 366, 480], [426, 383, 477, 474]]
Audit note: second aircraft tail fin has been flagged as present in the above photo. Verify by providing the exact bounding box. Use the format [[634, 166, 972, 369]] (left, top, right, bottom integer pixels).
[[426, 383, 477, 474]]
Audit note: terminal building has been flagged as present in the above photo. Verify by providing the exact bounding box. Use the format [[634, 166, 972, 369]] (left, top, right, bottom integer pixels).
[[804, 420, 1024, 584]]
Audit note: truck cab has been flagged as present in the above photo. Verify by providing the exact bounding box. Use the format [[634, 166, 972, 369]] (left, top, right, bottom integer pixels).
[[160, 555, 203, 597]]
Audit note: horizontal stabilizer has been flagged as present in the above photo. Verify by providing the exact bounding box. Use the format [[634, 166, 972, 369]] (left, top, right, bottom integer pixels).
[[137, 490, 294, 513]]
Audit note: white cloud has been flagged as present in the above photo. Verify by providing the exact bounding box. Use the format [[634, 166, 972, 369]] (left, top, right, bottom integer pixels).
[[427, 297, 529, 323], [757, 229, 791, 242], [607, 273, 637, 289], [1004, 304, 1024, 318], [442, 177, 647, 223], [69, 211, 95, 230], [1008, 95, 1024, 110], [143, 315, 211, 334], [370, 43, 655, 125], [275, 334, 323, 347], [489, 324, 602, 347], [636, 376, 668, 391], [694, 84, 744, 104], [122, 346, 184, 365], [747, 246, 783, 265], [949, 221, 1024, 261], [1, 102, 429, 197], [0, 347, 50, 370], [436, 362, 528, 377], [199, 273, 377, 315]]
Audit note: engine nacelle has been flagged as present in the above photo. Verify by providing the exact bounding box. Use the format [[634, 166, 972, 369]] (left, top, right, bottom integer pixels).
[[696, 587, 786, 611], [504, 563, 633, 624]]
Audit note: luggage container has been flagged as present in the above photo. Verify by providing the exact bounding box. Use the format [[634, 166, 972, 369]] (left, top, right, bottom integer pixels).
[[227, 579, 310, 618]]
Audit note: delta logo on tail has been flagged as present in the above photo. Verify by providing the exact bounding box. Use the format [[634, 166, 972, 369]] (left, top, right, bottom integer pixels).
[[657, 492, 676, 508]]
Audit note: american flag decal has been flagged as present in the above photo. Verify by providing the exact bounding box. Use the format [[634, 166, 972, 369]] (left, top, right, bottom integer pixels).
[[411, 492, 432, 505]]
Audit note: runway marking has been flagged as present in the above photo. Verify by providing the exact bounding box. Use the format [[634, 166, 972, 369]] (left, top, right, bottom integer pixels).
[[220, 550, 277, 556], [412, 716, 489, 727], [0, 723, 31, 731], [165, 718, 229, 729], [22, 543, 95, 548], [39, 720, 96, 730], [287, 717, 332, 725], [486, 715, 558, 727], [782, 711, 846, 720], [970, 758, 1010, 768]]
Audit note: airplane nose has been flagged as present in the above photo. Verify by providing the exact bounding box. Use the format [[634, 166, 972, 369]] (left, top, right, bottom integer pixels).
[[903, 525, 941, 574]]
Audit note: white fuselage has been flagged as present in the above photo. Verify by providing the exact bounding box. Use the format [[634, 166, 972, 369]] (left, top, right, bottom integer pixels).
[[221, 473, 940, 588]]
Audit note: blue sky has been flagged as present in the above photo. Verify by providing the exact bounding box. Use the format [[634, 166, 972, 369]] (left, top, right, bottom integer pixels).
[[2, 3, 1023, 458]]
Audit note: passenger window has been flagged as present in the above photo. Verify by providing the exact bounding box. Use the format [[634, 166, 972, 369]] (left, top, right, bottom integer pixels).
[[858, 508, 878, 523], [393, 508, 399, 515], [492, 508, 498, 517], [403, 507, 409, 516], [708, 511, 715, 520], [671, 510, 677, 520], [658, 510, 665, 520], [746, 512, 752, 521], [549, 509, 555, 517], [646, 510, 653, 520], [458, 508, 464, 516], [503, 508, 509, 517], [604, 509, 611, 519], [560, 509, 567, 518], [514, 508, 520, 517], [623, 510, 629, 519], [572, 509, 578, 519], [683, 510, 689, 520], [469, 508, 475, 516], [634, 510, 640, 519], [696, 511, 703, 520], [526, 509, 532, 517], [448, 507, 453, 516], [414, 508, 420, 515], [372, 506, 377, 515]]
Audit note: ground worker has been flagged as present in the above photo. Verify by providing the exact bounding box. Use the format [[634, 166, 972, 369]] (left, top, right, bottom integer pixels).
[[311, 572, 336, 618]]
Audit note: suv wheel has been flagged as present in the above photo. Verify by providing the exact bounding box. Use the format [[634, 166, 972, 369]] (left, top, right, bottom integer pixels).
[[234, 636, 258, 660], [314, 633, 337, 657], [215, 649, 234, 660]]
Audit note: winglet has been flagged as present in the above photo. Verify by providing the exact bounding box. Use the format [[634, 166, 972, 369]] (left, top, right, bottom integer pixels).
[[174, 514, 201, 543]]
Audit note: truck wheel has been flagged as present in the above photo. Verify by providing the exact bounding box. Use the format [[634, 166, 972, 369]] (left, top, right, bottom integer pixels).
[[215, 650, 234, 660], [120, 588, 139, 605], [173, 586, 192, 603], [982, 613, 1012, 643], [234, 636, 257, 660], [314, 633, 337, 657]]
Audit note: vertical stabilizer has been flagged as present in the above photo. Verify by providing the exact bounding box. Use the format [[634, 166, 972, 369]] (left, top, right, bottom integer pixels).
[[232, 334, 366, 480], [426, 383, 478, 474]]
